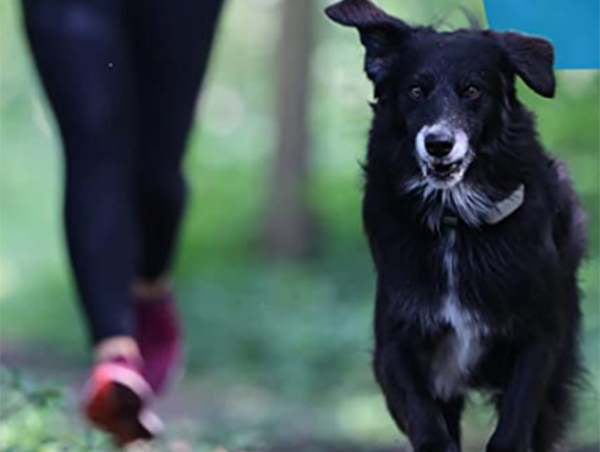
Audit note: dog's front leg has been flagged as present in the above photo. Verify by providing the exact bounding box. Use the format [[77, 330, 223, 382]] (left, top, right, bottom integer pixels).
[[374, 341, 459, 452], [486, 340, 557, 452]]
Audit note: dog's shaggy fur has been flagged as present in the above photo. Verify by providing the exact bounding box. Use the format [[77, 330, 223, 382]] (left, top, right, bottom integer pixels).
[[325, 1, 587, 451]]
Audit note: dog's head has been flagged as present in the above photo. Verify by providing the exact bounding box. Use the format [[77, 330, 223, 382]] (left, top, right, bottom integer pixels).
[[326, 0, 554, 191]]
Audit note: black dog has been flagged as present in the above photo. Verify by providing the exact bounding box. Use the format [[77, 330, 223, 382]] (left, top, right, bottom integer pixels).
[[325, 1, 587, 451]]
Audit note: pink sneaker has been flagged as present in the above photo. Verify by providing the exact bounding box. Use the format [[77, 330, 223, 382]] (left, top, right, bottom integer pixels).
[[135, 293, 183, 395], [81, 358, 163, 446]]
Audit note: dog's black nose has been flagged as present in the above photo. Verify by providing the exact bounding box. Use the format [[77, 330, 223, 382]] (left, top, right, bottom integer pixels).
[[425, 135, 454, 158]]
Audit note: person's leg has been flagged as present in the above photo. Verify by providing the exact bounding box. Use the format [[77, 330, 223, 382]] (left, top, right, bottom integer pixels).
[[125, 0, 225, 394], [22, 0, 160, 443], [129, 0, 225, 287], [22, 0, 139, 348]]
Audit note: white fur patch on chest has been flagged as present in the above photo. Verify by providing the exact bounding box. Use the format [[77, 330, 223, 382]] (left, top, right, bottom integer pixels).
[[431, 231, 486, 401]]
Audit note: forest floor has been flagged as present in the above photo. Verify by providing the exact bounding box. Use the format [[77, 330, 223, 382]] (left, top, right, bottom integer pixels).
[[2, 344, 598, 452]]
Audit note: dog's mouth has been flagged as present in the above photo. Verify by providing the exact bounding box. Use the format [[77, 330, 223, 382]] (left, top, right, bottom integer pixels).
[[417, 156, 472, 189], [426, 159, 464, 178]]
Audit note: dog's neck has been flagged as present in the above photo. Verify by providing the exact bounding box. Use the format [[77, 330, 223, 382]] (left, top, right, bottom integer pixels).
[[409, 182, 526, 231]]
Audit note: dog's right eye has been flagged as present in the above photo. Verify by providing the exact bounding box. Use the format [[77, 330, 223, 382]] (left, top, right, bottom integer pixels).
[[463, 84, 482, 100], [409, 86, 425, 100]]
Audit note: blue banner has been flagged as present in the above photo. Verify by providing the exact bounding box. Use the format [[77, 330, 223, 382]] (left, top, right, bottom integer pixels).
[[483, 0, 599, 69]]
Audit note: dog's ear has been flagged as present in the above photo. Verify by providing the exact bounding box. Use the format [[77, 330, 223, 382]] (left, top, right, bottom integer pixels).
[[325, 0, 412, 83], [494, 31, 556, 98]]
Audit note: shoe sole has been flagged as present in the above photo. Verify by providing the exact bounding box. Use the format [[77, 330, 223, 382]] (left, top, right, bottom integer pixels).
[[81, 363, 163, 446]]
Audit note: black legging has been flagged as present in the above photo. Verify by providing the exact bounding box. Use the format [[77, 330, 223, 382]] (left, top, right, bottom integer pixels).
[[22, 0, 224, 344]]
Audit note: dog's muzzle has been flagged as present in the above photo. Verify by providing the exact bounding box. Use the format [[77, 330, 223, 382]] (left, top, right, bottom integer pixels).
[[416, 123, 472, 187]]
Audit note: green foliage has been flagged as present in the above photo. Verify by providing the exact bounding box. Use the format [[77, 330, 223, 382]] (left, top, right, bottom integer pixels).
[[0, 368, 109, 452]]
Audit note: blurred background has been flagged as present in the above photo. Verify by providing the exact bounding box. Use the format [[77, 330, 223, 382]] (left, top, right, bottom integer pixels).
[[0, 0, 598, 450]]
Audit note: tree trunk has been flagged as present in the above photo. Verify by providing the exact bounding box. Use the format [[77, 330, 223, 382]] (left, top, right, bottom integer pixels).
[[262, 0, 317, 258]]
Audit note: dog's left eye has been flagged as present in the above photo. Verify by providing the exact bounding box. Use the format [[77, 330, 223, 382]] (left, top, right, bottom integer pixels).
[[463, 85, 482, 100], [409, 86, 425, 100]]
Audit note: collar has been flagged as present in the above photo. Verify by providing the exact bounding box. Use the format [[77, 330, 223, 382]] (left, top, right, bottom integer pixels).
[[442, 184, 525, 228]]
